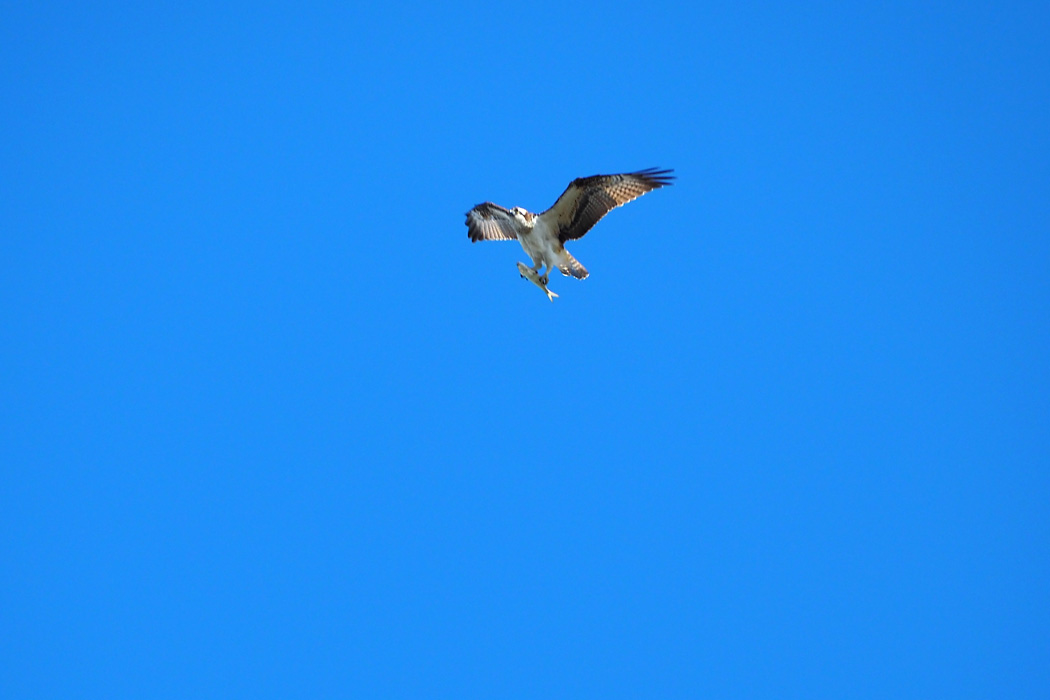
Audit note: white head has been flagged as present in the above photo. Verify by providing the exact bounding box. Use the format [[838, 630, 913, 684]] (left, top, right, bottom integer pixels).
[[509, 206, 534, 224]]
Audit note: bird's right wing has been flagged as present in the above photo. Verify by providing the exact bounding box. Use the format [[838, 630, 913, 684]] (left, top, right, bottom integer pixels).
[[465, 202, 520, 242]]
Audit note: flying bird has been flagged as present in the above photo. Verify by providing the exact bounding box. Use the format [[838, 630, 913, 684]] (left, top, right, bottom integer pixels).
[[465, 168, 675, 286]]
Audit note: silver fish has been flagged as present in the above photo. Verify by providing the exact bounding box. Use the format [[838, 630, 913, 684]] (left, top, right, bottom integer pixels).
[[517, 261, 558, 302]]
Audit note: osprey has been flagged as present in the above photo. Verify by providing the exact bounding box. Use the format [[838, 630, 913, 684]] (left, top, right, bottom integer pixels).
[[466, 168, 675, 286]]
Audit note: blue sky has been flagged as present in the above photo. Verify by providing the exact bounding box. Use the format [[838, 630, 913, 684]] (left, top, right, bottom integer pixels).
[[2, 1, 1048, 697]]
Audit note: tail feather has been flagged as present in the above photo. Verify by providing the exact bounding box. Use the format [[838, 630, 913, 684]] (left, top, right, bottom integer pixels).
[[559, 250, 589, 280]]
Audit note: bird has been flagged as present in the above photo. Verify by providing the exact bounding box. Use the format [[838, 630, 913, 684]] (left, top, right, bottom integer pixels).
[[465, 168, 675, 286]]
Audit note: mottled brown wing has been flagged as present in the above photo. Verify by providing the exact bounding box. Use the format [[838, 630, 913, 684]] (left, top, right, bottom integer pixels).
[[540, 168, 675, 243], [465, 202, 520, 242]]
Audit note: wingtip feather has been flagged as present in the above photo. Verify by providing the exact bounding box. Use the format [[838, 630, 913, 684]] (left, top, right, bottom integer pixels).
[[632, 167, 676, 187]]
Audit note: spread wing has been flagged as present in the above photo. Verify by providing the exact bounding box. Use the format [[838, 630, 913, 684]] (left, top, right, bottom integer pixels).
[[465, 202, 520, 242], [539, 168, 675, 243]]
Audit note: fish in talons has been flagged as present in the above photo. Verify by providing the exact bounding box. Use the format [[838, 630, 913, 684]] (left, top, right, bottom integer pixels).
[[517, 261, 558, 301]]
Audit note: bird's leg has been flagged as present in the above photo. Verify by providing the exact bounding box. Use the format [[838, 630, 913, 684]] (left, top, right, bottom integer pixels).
[[531, 260, 547, 284], [539, 264, 551, 285]]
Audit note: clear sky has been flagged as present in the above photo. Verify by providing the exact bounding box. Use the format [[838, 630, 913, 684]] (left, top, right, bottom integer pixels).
[[2, 2, 1048, 698]]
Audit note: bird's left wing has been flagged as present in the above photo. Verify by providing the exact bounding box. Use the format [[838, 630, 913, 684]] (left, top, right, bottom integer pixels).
[[465, 202, 520, 242], [539, 168, 675, 242]]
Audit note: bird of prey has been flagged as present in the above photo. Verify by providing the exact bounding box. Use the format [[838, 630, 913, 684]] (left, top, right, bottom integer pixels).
[[465, 168, 675, 286]]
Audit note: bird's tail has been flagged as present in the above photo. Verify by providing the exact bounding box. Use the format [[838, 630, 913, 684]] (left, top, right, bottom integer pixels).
[[558, 250, 589, 280]]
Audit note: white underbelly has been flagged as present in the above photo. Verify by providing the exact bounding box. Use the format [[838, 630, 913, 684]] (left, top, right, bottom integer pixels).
[[518, 222, 557, 267]]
